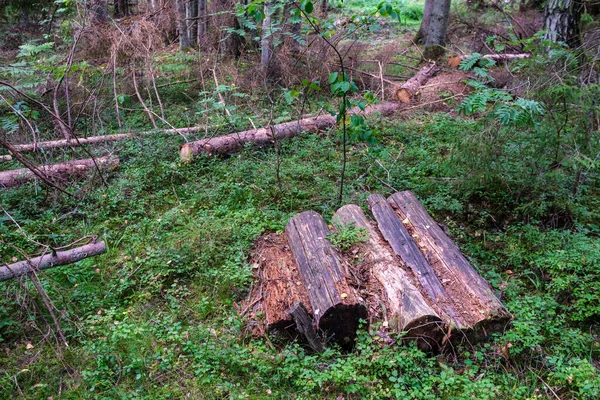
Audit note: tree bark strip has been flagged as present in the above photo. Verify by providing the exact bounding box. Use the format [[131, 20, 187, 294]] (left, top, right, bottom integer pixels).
[[286, 211, 367, 348], [289, 302, 323, 352], [333, 204, 443, 349], [394, 62, 440, 103], [0, 241, 106, 281], [368, 194, 465, 329], [0, 156, 118, 188], [388, 191, 512, 338], [180, 102, 401, 160], [447, 53, 531, 68]]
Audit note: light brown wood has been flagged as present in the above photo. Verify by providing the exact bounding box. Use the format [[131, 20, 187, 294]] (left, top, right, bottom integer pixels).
[[388, 191, 512, 341], [394, 62, 439, 103], [286, 211, 367, 348], [0, 156, 118, 188], [0, 241, 106, 281], [448, 53, 531, 68], [333, 204, 443, 349]]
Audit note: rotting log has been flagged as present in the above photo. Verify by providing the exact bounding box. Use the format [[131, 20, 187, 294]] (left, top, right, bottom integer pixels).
[[447, 53, 530, 68], [394, 62, 440, 103], [367, 194, 465, 329], [289, 302, 323, 352], [286, 211, 367, 348], [333, 204, 443, 350], [0, 126, 205, 160], [388, 191, 512, 340], [0, 241, 106, 281], [0, 156, 118, 188], [180, 102, 401, 160]]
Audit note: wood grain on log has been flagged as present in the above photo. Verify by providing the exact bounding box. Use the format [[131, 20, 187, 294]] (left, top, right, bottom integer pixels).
[[286, 211, 367, 348], [394, 62, 439, 103], [0, 156, 118, 188], [0, 241, 106, 281], [447, 53, 530, 68], [289, 302, 323, 352], [180, 102, 401, 160], [333, 204, 443, 349], [388, 191, 512, 338]]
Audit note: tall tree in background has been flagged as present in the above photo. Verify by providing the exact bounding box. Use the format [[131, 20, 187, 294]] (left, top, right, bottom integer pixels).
[[423, 0, 451, 59], [176, 0, 192, 49], [543, 0, 584, 48], [415, 0, 434, 43]]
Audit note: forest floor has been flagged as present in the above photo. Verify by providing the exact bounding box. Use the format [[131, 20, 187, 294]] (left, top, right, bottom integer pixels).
[[1, 2, 599, 399]]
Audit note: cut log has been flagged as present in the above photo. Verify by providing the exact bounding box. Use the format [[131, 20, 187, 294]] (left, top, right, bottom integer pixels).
[[289, 302, 323, 352], [333, 204, 443, 349], [367, 194, 465, 329], [180, 102, 401, 160], [0, 156, 118, 188], [0, 126, 206, 160], [394, 62, 440, 103], [0, 241, 106, 281], [286, 211, 367, 348], [447, 53, 531, 68], [388, 191, 512, 340], [255, 234, 314, 334]]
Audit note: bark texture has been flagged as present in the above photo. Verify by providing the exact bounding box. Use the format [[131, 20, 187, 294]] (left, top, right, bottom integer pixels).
[[286, 211, 367, 348], [176, 0, 192, 49], [416, 0, 434, 43], [0, 241, 106, 281], [424, 0, 452, 59], [394, 62, 439, 103], [543, 0, 583, 48], [0, 156, 118, 188]]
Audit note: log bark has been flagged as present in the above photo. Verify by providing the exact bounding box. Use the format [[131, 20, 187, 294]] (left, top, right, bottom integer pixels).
[[0, 241, 106, 281], [368, 194, 465, 329], [290, 302, 323, 352], [180, 102, 401, 160], [394, 62, 440, 103], [333, 204, 443, 349], [0, 156, 118, 188], [286, 211, 367, 348], [448, 53, 531, 68], [388, 191, 512, 339]]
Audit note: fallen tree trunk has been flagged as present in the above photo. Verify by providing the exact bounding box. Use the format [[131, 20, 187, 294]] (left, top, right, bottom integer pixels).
[[180, 102, 401, 160], [388, 191, 512, 340], [333, 204, 443, 350], [286, 211, 367, 348], [447, 53, 530, 68], [367, 194, 465, 329], [0, 241, 106, 281], [0, 126, 205, 159], [394, 62, 440, 103], [0, 156, 118, 188]]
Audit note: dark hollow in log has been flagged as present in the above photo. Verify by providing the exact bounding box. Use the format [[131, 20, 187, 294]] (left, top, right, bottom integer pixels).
[[0, 156, 118, 188], [388, 191, 512, 340], [0, 241, 106, 281], [180, 102, 401, 160], [447, 53, 531, 68], [394, 62, 440, 103], [289, 302, 323, 352], [286, 211, 367, 348], [333, 204, 443, 350]]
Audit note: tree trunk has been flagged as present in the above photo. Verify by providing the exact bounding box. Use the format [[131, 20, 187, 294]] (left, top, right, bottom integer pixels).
[[0, 241, 106, 281], [261, 1, 274, 76], [333, 204, 444, 350], [393, 62, 439, 103], [180, 102, 401, 160], [197, 0, 207, 45], [176, 0, 192, 49], [543, 0, 583, 48], [286, 211, 367, 348], [424, 0, 451, 59], [89, 0, 109, 25], [187, 0, 198, 47], [388, 191, 512, 340], [0, 156, 118, 188], [447, 53, 531, 68], [416, 0, 434, 43]]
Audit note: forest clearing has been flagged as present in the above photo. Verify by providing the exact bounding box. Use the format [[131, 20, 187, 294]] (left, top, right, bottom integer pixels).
[[1, 0, 599, 398]]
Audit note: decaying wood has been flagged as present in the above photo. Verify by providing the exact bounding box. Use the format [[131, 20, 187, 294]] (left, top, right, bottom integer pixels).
[[0, 156, 118, 188], [289, 302, 323, 352], [388, 191, 512, 338], [180, 102, 401, 160], [0, 241, 106, 281], [333, 204, 443, 349], [394, 62, 440, 103], [286, 211, 367, 348], [447, 53, 530, 68]]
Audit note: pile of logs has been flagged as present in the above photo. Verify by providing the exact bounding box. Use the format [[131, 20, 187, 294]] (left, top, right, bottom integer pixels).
[[243, 191, 511, 351]]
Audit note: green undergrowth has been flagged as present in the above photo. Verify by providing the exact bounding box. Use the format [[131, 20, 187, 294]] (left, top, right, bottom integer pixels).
[[1, 111, 599, 398]]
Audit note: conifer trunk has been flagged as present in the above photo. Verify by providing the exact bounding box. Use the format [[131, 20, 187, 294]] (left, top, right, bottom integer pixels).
[[424, 0, 451, 59], [416, 0, 434, 43], [543, 0, 583, 48]]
